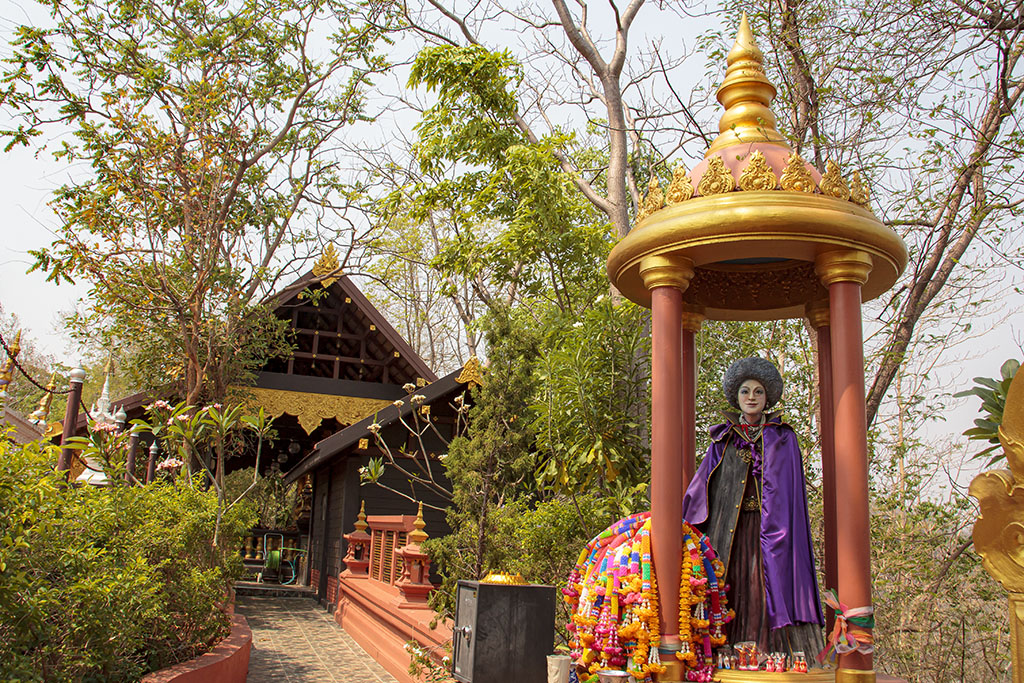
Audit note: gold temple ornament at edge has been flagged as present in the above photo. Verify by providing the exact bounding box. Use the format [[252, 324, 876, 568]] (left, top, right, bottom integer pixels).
[[850, 171, 870, 206], [666, 165, 695, 204], [312, 243, 341, 288], [697, 156, 736, 196], [820, 161, 851, 201], [638, 176, 665, 221], [456, 356, 484, 388], [738, 150, 778, 192], [780, 153, 816, 193]]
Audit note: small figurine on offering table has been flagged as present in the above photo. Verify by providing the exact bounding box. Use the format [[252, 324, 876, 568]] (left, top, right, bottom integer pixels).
[[792, 651, 809, 673], [734, 641, 759, 671]]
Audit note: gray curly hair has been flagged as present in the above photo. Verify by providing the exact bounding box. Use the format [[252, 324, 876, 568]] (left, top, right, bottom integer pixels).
[[722, 357, 783, 409]]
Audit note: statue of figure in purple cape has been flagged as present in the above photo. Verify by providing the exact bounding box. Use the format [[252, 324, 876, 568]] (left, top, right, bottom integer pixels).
[[682, 356, 824, 658]]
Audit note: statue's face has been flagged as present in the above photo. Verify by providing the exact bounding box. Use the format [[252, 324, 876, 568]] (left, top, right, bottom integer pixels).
[[738, 379, 766, 422]]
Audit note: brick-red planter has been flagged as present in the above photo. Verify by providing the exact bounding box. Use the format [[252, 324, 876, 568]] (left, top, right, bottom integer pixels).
[[141, 613, 252, 683]]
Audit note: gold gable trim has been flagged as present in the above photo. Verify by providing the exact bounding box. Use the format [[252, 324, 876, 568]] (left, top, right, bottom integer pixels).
[[245, 386, 391, 435], [456, 356, 483, 388]]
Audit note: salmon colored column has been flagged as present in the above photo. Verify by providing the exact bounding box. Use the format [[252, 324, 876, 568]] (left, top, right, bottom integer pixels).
[[806, 300, 837, 632], [816, 251, 875, 680], [681, 308, 705, 490], [640, 255, 694, 658]]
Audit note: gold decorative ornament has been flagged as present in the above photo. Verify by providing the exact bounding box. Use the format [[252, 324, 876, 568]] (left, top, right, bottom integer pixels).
[[850, 170, 870, 206], [804, 299, 831, 330], [409, 501, 429, 546], [312, 243, 341, 288], [456, 356, 484, 388], [606, 16, 907, 320], [358, 438, 369, 450], [638, 176, 665, 221], [245, 386, 390, 435], [354, 501, 370, 532], [779, 152, 816, 193], [29, 373, 57, 425], [639, 254, 695, 292], [665, 165, 694, 204], [707, 13, 790, 156], [820, 160, 851, 201], [815, 250, 874, 287], [697, 156, 736, 196], [738, 150, 777, 191], [0, 329, 22, 391], [971, 367, 1024, 682]]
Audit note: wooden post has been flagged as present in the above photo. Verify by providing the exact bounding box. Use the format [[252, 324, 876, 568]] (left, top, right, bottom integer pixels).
[[807, 300, 838, 632], [58, 367, 86, 478], [817, 251, 875, 679]]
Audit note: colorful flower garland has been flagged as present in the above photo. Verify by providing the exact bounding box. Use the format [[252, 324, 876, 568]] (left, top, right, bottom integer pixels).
[[563, 513, 733, 683]]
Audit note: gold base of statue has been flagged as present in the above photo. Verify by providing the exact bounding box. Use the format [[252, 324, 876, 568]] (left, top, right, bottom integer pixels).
[[714, 670, 836, 682], [652, 658, 686, 682]]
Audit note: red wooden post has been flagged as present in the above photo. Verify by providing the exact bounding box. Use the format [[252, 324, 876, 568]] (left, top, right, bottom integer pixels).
[[640, 255, 694, 658], [58, 366, 86, 478], [807, 300, 838, 632], [817, 251, 875, 676]]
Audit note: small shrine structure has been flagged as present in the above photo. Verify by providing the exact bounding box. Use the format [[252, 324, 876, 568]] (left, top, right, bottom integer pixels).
[[606, 15, 907, 682]]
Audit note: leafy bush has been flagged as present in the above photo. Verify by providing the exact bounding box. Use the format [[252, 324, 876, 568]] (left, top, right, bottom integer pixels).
[[0, 433, 255, 681]]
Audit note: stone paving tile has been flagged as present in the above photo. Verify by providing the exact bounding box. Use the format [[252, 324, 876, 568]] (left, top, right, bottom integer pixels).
[[237, 595, 398, 683]]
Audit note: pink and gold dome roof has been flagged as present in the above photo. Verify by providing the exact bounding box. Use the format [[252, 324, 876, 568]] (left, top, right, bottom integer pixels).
[[607, 14, 907, 320]]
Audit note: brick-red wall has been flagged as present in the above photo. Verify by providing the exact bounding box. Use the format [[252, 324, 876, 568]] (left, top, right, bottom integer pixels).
[[311, 568, 320, 590], [326, 575, 338, 605]]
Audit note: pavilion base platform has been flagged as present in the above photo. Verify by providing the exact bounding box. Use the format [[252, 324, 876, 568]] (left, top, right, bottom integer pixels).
[[711, 671, 907, 682]]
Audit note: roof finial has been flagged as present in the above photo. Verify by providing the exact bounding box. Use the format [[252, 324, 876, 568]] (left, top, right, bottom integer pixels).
[[707, 13, 789, 156]]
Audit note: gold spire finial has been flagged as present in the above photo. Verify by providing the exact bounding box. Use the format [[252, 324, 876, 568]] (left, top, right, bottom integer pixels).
[[707, 13, 789, 156], [409, 501, 428, 546], [354, 500, 368, 533]]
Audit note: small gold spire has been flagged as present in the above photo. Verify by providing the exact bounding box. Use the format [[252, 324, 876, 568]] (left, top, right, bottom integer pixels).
[[850, 170, 870, 206], [820, 160, 851, 200], [780, 152, 816, 192], [708, 13, 790, 156], [408, 501, 428, 546], [697, 156, 736, 196], [738, 150, 777, 191], [637, 176, 665, 220], [0, 330, 21, 389], [354, 501, 368, 533], [29, 373, 56, 425], [312, 243, 341, 288], [665, 165, 694, 204]]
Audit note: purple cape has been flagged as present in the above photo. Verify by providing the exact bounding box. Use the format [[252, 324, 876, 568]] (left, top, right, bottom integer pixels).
[[681, 415, 824, 629]]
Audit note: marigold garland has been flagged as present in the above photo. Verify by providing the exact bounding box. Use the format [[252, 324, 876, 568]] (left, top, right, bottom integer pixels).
[[563, 512, 732, 683]]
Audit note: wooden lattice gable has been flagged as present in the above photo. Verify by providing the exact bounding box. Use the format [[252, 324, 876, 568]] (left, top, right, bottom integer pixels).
[[264, 272, 436, 387]]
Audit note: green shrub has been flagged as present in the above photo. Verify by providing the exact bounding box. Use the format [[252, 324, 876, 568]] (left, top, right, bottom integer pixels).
[[0, 433, 255, 682]]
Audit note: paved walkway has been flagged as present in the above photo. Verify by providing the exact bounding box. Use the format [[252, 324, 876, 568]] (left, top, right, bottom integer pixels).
[[237, 596, 398, 683]]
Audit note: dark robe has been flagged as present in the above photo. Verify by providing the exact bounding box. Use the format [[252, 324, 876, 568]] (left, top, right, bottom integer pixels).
[[682, 413, 824, 637]]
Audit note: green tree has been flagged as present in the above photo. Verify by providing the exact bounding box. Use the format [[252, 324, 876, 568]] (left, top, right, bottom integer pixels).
[[3, 0, 391, 403]]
